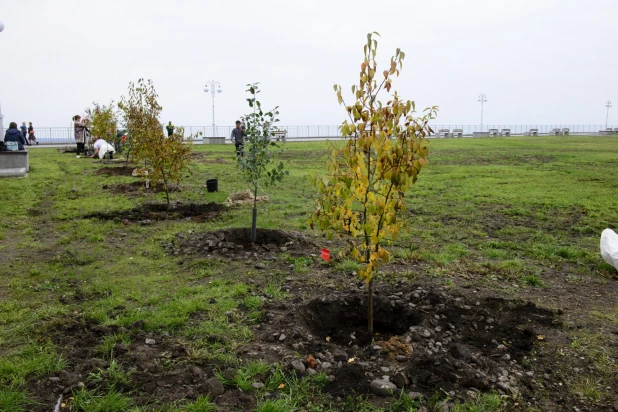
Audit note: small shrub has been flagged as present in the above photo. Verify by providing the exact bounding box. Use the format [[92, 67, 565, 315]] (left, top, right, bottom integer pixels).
[[184, 395, 218, 412], [335, 259, 362, 273], [71, 388, 134, 412], [255, 399, 293, 412], [555, 246, 581, 260], [89, 360, 134, 389], [243, 295, 263, 311], [522, 274, 544, 287], [451, 393, 503, 412], [0, 388, 31, 412]]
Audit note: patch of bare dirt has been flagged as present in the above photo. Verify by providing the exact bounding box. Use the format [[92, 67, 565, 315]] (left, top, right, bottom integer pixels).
[[243, 285, 564, 407], [410, 203, 592, 238], [163, 228, 318, 256], [24, 318, 255, 412], [434, 152, 556, 166], [84, 202, 226, 223], [95, 166, 137, 177], [101, 181, 180, 195]]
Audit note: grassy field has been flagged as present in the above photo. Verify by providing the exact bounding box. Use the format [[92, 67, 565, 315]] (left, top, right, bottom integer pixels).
[[1, 136, 617, 411]]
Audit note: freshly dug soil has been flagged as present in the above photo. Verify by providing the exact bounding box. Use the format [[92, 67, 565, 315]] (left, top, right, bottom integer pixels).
[[25, 318, 255, 412], [247, 285, 559, 403], [84, 202, 226, 223], [96, 166, 137, 177], [102, 181, 180, 195], [163, 228, 318, 256]]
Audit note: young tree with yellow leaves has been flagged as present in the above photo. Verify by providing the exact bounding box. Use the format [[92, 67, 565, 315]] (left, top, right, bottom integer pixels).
[[118, 79, 198, 209], [310, 33, 438, 335]]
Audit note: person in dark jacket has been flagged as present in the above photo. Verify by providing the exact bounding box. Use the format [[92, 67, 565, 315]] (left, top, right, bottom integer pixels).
[[20, 122, 29, 145], [28, 122, 37, 145], [230, 120, 246, 158], [4, 122, 27, 150]]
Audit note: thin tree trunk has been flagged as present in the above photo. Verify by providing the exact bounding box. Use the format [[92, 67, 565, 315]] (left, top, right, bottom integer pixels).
[[251, 183, 258, 242], [161, 167, 170, 210], [126, 147, 131, 166], [368, 277, 374, 336]]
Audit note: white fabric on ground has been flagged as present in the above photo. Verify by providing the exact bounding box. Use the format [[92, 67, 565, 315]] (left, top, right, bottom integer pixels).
[[600, 229, 618, 270]]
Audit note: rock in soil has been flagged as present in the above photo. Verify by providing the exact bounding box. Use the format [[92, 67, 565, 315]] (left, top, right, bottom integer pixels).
[[392, 372, 408, 388], [370, 378, 398, 396], [290, 360, 306, 373], [204, 377, 225, 398]]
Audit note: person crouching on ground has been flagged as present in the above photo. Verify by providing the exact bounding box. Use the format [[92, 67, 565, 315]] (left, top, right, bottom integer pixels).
[[91, 137, 115, 160], [230, 120, 246, 158], [4, 122, 27, 150]]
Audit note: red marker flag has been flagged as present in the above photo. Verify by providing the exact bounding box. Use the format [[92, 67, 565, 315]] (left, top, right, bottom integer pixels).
[[321, 248, 331, 261]]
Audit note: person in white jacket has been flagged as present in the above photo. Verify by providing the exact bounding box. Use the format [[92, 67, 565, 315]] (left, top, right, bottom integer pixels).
[[91, 137, 115, 159]]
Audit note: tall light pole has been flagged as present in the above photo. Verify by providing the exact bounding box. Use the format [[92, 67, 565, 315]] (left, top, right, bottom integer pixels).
[[606, 100, 613, 130], [0, 20, 5, 136], [478, 93, 487, 130], [203, 81, 222, 137]]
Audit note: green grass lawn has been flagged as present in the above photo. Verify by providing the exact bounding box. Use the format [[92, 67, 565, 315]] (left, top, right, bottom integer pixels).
[[1, 135, 617, 411]]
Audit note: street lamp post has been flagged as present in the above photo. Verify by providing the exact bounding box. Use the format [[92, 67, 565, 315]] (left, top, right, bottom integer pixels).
[[478, 93, 487, 130], [203, 81, 222, 137], [605, 100, 613, 130]]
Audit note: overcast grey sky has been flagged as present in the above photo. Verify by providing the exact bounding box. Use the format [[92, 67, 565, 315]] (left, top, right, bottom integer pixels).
[[1, 0, 616, 128]]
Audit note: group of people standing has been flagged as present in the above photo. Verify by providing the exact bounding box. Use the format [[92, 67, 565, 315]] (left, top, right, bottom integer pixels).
[[20, 122, 37, 145], [3, 121, 36, 150]]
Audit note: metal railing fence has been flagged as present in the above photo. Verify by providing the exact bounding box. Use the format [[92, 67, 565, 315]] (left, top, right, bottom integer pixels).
[[2, 124, 616, 144]]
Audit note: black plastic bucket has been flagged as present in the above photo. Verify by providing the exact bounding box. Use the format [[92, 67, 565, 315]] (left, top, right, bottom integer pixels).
[[206, 179, 218, 192]]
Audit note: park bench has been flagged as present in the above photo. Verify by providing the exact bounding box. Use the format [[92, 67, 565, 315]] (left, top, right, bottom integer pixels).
[[452, 129, 463, 138], [0, 150, 29, 178], [613, 128, 618, 134], [598, 128, 612, 135], [561, 128, 570, 135], [550, 128, 561, 135], [273, 130, 287, 142], [489, 129, 499, 137], [501, 129, 511, 136], [57, 146, 77, 153], [204, 137, 226, 144], [524, 128, 539, 136], [438, 129, 450, 138]]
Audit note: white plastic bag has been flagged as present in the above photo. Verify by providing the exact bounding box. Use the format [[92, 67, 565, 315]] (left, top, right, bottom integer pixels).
[[600, 229, 618, 270]]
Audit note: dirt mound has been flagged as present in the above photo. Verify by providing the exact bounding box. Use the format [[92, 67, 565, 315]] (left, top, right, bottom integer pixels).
[[163, 228, 317, 256], [102, 181, 180, 195], [24, 319, 248, 412], [251, 286, 558, 401], [84, 202, 226, 223], [226, 190, 268, 206], [96, 166, 136, 176]]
